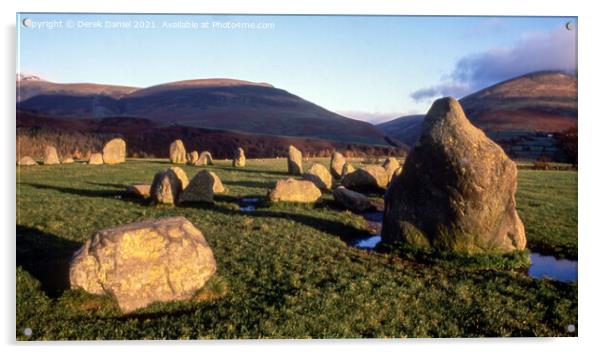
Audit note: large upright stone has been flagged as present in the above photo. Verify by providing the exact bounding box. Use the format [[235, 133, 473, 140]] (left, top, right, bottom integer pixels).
[[233, 147, 246, 167], [195, 151, 214, 166], [330, 152, 346, 179], [43, 146, 60, 165], [102, 138, 126, 164], [150, 169, 184, 204], [88, 153, 104, 165], [382, 157, 400, 184], [69, 217, 217, 313], [287, 145, 303, 175], [169, 166, 189, 190], [187, 151, 199, 165], [342, 162, 355, 177], [268, 178, 321, 203], [341, 165, 388, 192], [169, 140, 187, 164], [179, 170, 225, 203], [381, 97, 526, 253], [303, 163, 333, 190]]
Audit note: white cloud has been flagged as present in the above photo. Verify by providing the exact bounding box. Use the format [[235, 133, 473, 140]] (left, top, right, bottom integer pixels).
[[411, 26, 577, 102]]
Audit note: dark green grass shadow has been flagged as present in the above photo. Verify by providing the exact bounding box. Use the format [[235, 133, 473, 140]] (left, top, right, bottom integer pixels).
[[16, 225, 81, 298], [210, 165, 291, 177], [182, 199, 370, 242], [23, 183, 150, 206]]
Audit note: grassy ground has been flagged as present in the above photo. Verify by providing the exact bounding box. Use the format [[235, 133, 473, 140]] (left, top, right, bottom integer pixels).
[[16, 159, 577, 339]]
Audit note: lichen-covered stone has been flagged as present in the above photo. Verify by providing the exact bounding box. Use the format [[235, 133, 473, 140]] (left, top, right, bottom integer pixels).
[[381, 97, 526, 253], [342, 162, 355, 177], [43, 146, 60, 165], [333, 186, 374, 212], [88, 153, 104, 165], [150, 169, 183, 204], [187, 151, 199, 165], [102, 138, 126, 164], [179, 170, 225, 203], [195, 151, 214, 166], [17, 156, 37, 166], [233, 147, 246, 167], [341, 165, 388, 191], [382, 157, 401, 184], [303, 163, 332, 190], [287, 145, 303, 175], [268, 178, 321, 203], [69, 217, 217, 313], [169, 166, 189, 190], [330, 152, 346, 179], [127, 184, 151, 198], [169, 140, 186, 164]]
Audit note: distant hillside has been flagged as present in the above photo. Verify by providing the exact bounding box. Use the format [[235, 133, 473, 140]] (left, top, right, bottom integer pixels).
[[460, 71, 577, 135], [17, 77, 138, 102], [16, 109, 404, 160], [378, 71, 577, 160], [17, 78, 392, 146], [376, 115, 425, 147]]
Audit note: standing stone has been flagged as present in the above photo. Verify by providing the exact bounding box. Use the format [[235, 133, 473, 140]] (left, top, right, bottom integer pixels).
[[268, 178, 321, 203], [187, 151, 199, 165], [17, 156, 37, 166], [195, 151, 214, 166], [179, 170, 225, 203], [382, 157, 401, 184], [287, 145, 303, 175], [88, 153, 104, 165], [61, 156, 74, 164], [150, 169, 184, 204], [102, 138, 126, 164], [233, 147, 246, 167], [333, 186, 375, 212], [43, 146, 60, 165], [381, 97, 526, 253], [169, 140, 187, 164], [303, 163, 333, 190], [342, 162, 355, 177], [69, 217, 217, 313], [169, 166, 189, 189], [330, 152, 346, 179], [341, 165, 388, 191]]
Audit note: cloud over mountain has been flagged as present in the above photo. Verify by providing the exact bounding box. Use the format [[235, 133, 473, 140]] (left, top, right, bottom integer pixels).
[[411, 26, 577, 102]]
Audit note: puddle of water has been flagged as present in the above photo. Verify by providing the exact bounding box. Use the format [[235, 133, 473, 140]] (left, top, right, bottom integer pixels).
[[239, 197, 260, 212], [353, 235, 382, 249], [529, 253, 577, 282]]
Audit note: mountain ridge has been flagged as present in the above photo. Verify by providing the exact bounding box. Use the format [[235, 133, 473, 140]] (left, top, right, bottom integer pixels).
[[18, 77, 391, 146]]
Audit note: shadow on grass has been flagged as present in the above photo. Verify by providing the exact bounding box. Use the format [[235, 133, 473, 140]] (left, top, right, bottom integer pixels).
[[23, 183, 150, 205], [210, 165, 291, 177], [222, 180, 275, 190], [16, 225, 81, 298], [185, 200, 369, 242], [86, 182, 129, 189]]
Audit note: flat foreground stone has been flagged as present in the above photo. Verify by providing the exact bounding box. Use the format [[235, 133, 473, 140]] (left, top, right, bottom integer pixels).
[[69, 217, 217, 313]]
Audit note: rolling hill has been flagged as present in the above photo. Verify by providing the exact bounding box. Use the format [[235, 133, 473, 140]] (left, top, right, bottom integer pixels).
[[17, 78, 391, 146], [378, 71, 577, 147]]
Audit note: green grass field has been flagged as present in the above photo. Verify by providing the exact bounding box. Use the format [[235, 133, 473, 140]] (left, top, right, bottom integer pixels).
[[16, 158, 577, 339]]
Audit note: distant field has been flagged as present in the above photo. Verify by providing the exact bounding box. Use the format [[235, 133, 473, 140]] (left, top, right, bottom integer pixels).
[[16, 159, 577, 339]]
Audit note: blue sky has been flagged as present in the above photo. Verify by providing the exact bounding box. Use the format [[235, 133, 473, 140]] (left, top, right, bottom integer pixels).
[[17, 13, 577, 122]]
